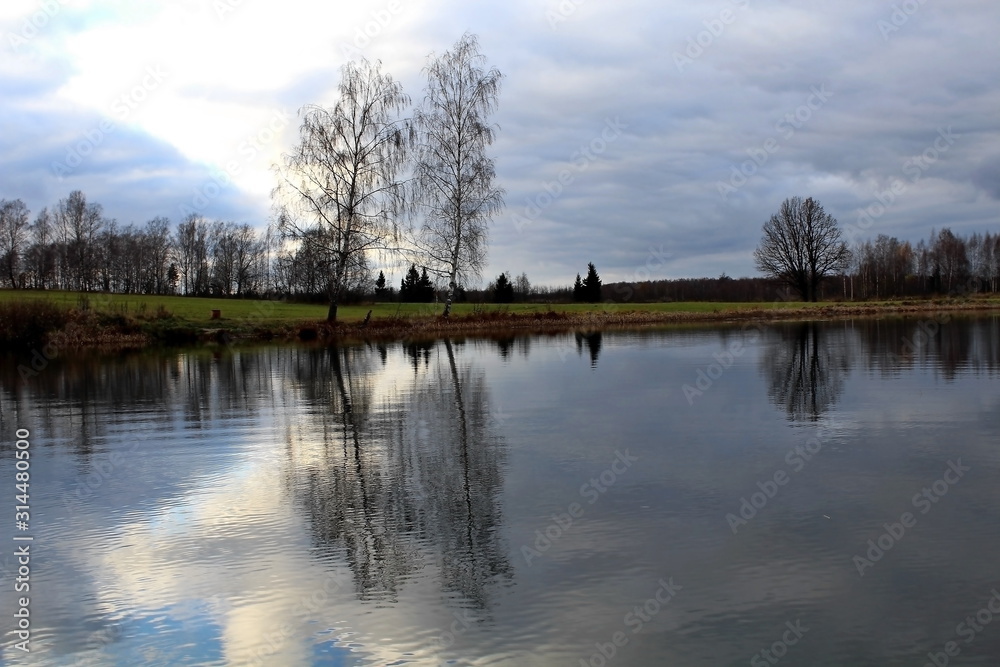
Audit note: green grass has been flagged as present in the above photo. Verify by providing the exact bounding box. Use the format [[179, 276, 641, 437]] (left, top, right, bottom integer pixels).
[[0, 290, 327, 324], [0, 290, 833, 324], [1, 289, 996, 331]]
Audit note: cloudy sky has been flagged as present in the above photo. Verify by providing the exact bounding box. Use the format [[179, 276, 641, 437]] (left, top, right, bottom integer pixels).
[[2, 0, 998, 286]]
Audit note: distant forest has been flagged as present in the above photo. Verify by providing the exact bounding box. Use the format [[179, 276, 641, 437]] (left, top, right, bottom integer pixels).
[[1, 190, 998, 304]]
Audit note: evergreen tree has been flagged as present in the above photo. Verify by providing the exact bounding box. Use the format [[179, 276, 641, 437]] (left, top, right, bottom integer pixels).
[[418, 267, 435, 302], [374, 270, 387, 299], [493, 271, 514, 303], [582, 262, 602, 302], [573, 273, 583, 302], [400, 264, 422, 302]]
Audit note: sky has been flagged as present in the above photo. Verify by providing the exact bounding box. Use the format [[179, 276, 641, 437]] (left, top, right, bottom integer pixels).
[[1, 0, 998, 287]]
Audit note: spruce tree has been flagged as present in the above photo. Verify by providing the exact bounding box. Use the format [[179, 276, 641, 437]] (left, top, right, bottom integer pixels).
[[400, 264, 422, 302], [418, 267, 435, 302], [493, 272, 514, 303], [582, 262, 602, 302]]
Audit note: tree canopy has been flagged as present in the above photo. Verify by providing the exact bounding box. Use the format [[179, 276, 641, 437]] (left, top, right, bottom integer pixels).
[[273, 58, 411, 321], [753, 196, 849, 302], [400, 264, 435, 302]]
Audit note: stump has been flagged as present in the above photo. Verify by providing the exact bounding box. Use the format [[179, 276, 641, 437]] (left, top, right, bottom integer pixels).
[[211, 309, 221, 319]]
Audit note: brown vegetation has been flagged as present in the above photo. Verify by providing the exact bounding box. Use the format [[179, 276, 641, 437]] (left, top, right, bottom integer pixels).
[[3, 296, 999, 351], [307, 299, 1000, 344], [0, 299, 68, 349]]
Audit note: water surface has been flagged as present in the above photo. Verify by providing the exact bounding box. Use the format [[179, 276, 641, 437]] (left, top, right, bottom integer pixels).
[[1, 315, 999, 665]]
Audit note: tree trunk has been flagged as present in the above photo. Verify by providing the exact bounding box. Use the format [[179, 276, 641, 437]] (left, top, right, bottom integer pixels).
[[442, 221, 463, 318], [327, 278, 339, 322], [326, 249, 350, 323], [442, 251, 460, 317], [442, 278, 456, 317]]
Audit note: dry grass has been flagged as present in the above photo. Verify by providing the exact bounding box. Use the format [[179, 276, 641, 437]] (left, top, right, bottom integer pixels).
[[48, 309, 150, 348], [0, 300, 70, 349], [304, 299, 1000, 344]]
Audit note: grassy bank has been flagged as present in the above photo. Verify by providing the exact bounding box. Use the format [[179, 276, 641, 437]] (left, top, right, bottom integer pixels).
[[0, 289, 827, 322], [1, 289, 999, 349]]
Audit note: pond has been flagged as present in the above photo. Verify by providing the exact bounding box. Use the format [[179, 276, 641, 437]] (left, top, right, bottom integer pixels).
[[1, 314, 999, 666]]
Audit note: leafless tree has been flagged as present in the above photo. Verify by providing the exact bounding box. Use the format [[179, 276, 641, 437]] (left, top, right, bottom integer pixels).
[[753, 196, 849, 302], [95, 219, 121, 292], [413, 33, 504, 316], [175, 214, 212, 295], [55, 190, 104, 290], [142, 217, 173, 294], [210, 221, 237, 295], [931, 227, 969, 293], [986, 232, 1000, 293], [273, 58, 411, 322], [513, 271, 531, 302], [0, 198, 31, 288], [854, 234, 913, 299], [273, 226, 372, 299], [230, 222, 266, 296], [25, 208, 55, 289]]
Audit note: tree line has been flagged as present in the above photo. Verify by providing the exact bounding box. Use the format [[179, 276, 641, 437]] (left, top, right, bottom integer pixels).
[[752, 196, 1000, 302], [3, 190, 998, 305], [848, 227, 1000, 298], [0, 192, 272, 297]]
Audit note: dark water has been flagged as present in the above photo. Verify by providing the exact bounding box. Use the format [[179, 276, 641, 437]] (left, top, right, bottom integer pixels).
[[1, 315, 999, 666]]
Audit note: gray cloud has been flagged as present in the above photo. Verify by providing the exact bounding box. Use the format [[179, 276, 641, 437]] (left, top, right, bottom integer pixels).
[[1, 0, 997, 286]]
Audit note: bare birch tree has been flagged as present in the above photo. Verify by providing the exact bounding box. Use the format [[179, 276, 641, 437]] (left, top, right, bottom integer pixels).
[[274, 58, 410, 322], [413, 33, 504, 316]]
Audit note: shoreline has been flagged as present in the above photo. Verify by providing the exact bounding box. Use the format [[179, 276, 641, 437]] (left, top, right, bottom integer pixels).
[[324, 300, 1000, 338], [31, 298, 1000, 350]]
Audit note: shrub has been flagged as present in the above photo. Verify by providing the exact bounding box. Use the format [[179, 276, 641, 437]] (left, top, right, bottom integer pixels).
[[0, 300, 69, 349]]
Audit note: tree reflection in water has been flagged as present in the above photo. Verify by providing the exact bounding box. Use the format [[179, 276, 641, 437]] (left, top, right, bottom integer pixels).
[[758, 316, 1000, 418], [575, 331, 602, 368], [853, 316, 1000, 381], [760, 322, 851, 421], [285, 341, 511, 611], [492, 335, 530, 361]]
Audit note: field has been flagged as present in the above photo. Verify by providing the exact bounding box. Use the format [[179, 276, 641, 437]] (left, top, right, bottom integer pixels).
[[0, 290, 326, 324], [0, 289, 834, 324], [1, 289, 998, 349]]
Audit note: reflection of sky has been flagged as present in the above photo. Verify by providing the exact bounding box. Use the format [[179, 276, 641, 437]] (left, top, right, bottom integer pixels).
[[117, 607, 224, 667], [1, 321, 999, 665]]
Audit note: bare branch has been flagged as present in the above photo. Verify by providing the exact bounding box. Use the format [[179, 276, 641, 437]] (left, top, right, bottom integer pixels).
[[754, 196, 849, 301], [272, 58, 412, 321], [412, 33, 505, 316]]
